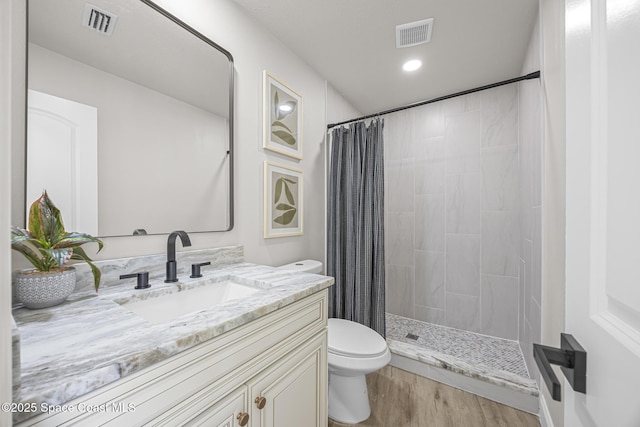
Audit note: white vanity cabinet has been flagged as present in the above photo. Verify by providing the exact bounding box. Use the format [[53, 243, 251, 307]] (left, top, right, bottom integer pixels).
[[183, 386, 248, 427], [247, 333, 326, 427], [17, 290, 328, 427], [178, 333, 326, 427]]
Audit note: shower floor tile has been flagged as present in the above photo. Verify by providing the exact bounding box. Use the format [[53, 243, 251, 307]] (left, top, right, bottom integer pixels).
[[386, 313, 538, 396]]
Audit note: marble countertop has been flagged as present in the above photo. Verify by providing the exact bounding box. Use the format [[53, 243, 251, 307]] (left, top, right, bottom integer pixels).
[[12, 261, 333, 421]]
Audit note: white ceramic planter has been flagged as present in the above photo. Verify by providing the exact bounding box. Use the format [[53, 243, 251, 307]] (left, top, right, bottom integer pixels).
[[14, 268, 76, 309]]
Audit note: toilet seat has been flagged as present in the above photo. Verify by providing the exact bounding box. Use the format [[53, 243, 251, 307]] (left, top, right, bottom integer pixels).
[[328, 318, 388, 358]]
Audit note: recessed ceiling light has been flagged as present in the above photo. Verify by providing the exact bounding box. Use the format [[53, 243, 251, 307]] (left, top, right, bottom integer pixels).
[[279, 104, 293, 113], [403, 59, 422, 72]]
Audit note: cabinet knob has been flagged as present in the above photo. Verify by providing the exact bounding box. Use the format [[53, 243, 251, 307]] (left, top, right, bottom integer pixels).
[[254, 396, 267, 410], [237, 412, 249, 426]]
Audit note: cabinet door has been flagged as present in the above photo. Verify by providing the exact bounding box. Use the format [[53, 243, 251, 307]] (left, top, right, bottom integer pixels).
[[184, 386, 249, 427], [248, 333, 327, 427]]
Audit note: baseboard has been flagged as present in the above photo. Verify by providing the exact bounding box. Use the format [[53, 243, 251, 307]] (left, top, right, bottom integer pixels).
[[390, 353, 540, 415], [539, 393, 554, 427]]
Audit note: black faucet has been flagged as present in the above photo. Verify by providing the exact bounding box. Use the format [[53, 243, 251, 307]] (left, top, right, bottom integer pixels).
[[165, 230, 192, 283]]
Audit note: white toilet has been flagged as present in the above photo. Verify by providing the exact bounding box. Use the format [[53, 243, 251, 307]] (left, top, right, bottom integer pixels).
[[278, 260, 391, 424]]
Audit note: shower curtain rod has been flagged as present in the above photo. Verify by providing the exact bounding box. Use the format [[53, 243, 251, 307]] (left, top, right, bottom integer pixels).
[[327, 70, 541, 129]]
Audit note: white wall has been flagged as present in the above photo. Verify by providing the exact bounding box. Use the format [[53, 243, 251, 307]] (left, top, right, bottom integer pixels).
[[2, 0, 26, 422], [326, 83, 361, 125], [12, 0, 329, 270]]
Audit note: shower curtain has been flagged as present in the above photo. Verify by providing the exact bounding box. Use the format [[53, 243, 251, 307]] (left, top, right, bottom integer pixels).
[[327, 119, 386, 337]]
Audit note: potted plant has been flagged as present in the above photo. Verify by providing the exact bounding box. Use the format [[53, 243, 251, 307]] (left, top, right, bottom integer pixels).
[[11, 191, 103, 309]]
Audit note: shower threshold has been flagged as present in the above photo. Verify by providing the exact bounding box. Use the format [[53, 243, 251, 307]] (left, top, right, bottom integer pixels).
[[385, 313, 539, 414]]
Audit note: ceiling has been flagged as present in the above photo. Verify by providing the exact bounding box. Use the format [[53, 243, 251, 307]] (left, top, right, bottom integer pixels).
[[231, 0, 539, 116]]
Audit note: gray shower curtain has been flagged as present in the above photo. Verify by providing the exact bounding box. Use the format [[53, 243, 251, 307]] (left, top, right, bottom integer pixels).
[[327, 119, 385, 337]]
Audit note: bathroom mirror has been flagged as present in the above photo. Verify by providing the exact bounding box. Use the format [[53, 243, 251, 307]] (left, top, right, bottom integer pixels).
[[26, 0, 234, 236]]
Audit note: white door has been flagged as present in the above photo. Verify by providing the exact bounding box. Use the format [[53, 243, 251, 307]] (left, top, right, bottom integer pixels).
[[27, 90, 98, 235], [564, 0, 640, 425]]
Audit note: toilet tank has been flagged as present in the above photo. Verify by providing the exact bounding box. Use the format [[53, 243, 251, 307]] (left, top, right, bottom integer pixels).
[[277, 259, 323, 274]]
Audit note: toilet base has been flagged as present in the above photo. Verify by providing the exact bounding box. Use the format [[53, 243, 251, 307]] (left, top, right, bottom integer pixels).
[[328, 372, 371, 424]]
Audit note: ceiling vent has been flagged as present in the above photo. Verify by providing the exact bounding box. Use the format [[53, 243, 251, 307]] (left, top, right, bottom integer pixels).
[[396, 18, 434, 48], [82, 3, 118, 37]]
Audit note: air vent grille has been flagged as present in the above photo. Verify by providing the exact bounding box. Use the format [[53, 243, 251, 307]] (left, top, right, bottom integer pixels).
[[396, 18, 434, 48], [82, 3, 118, 36]]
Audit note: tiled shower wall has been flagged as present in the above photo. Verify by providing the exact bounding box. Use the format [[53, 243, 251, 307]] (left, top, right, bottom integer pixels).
[[384, 84, 521, 340], [518, 17, 542, 382]]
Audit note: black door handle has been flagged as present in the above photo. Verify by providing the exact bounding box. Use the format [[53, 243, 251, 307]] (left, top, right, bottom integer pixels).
[[533, 333, 586, 401]]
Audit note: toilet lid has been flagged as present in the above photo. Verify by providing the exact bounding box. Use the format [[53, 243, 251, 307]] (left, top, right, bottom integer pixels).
[[328, 318, 388, 358]]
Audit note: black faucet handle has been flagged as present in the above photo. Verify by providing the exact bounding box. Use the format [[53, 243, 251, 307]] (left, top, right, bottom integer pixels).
[[120, 272, 150, 289], [190, 262, 211, 278]]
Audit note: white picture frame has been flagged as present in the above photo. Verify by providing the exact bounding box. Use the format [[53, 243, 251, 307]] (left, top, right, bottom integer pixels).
[[263, 70, 303, 159], [264, 161, 303, 238]]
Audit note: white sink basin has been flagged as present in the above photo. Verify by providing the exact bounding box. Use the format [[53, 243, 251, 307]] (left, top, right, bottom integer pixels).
[[121, 280, 261, 324]]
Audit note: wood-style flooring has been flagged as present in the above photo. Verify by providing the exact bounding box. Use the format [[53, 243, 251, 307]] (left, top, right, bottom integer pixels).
[[328, 365, 541, 427]]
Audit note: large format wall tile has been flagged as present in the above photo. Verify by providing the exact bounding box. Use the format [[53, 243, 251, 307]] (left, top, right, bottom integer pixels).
[[445, 292, 480, 332], [520, 194, 533, 258], [415, 194, 445, 251], [387, 158, 415, 211], [414, 305, 445, 325], [481, 210, 519, 277], [384, 109, 414, 161], [382, 79, 529, 340], [415, 136, 445, 195], [481, 85, 518, 148], [482, 144, 520, 212], [415, 250, 445, 309], [529, 296, 542, 348], [532, 206, 542, 306], [446, 234, 481, 296], [522, 318, 533, 381], [523, 239, 532, 321], [445, 110, 482, 175], [481, 274, 519, 339], [414, 103, 446, 139], [386, 212, 415, 266], [443, 92, 481, 116], [386, 265, 415, 318], [519, 258, 526, 343], [517, 68, 542, 381], [446, 173, 482, 234], [529, 83, 542, 208]]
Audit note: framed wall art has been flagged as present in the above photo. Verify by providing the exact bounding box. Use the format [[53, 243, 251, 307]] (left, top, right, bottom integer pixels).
[[264, 161, 303, 238], [263, 70, 303, 159]]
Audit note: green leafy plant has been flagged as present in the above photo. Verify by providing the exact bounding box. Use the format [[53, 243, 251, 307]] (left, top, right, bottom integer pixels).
[[11, 191, 104, 291]]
